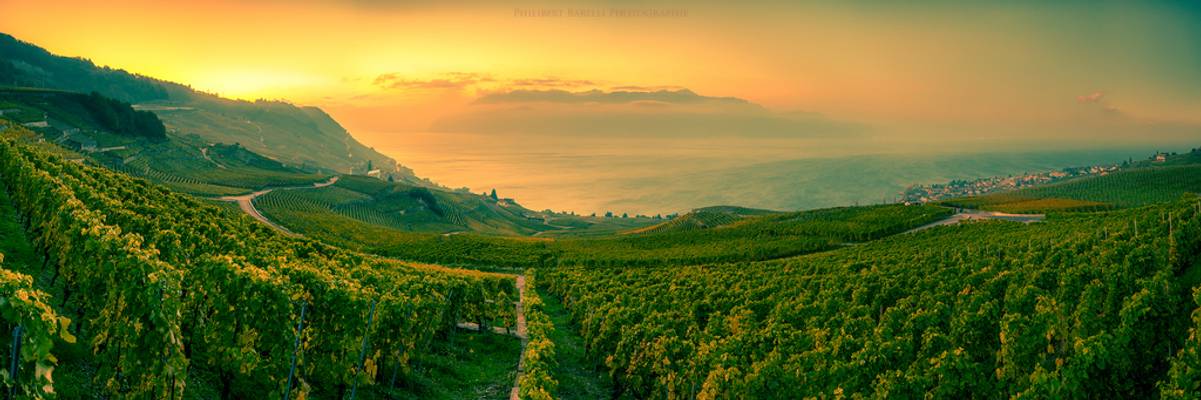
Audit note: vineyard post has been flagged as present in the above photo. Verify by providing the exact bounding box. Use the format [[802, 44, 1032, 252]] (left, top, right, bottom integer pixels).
[[283, 302, 307, 400], [8, 325, 20, 400], [348, 299, 378, 400]]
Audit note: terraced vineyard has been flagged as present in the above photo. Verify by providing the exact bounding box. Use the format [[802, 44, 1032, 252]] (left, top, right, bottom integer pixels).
[[254, 189, 952, 270], [543, 198, 1201, 398], [0, 127, 522, 399], [944, 162, 1201, 213]]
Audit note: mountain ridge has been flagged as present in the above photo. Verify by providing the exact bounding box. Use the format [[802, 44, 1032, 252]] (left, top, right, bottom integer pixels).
[[0, 32, 417, 181]]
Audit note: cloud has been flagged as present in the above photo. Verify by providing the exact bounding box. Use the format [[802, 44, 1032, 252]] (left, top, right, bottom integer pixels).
[[474, 88, 756, 108], [1074, 90, 1127, 117], [508, 77, 596, 88], [372, 72, 493, 91], [610, 85, 686, 91], [1076, 91, 1105, 103], [433, 87, 863, 138], [372, 72, 601, 92]]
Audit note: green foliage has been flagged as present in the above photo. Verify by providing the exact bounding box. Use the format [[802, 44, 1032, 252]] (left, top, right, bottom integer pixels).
[[550, 204, 952, 268], [0, 89, 166, 139], [258, 192, 949, 270], [542, 198, 1201, 398], [628, 206, 774, 235], [0, 125, 520, 398], [519, 271, 558, 400], [79, 91, 165, 139], [0, 34, 169, 103], [945, 164, 1201, 212], [73, 133, 330, 196], [257, 175, 576, 236], [0, 255, 75, 399], [1, 31, 412, 179], [537, 284, 613, 399]]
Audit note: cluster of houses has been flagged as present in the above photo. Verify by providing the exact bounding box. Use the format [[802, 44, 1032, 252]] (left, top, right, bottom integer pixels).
[[901, 164, 1121, 204]]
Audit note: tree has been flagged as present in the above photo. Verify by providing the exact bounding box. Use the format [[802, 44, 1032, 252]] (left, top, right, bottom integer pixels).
[[490, 189, 499, 200]]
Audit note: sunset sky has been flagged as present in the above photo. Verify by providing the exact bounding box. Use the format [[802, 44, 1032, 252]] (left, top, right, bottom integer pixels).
[[2, 1, 1200, 145]]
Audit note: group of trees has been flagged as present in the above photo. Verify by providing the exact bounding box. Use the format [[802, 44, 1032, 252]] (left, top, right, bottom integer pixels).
[[0, 131, 520, 398], [542, 198, 1201, 398], [78, 91, 166, 140]]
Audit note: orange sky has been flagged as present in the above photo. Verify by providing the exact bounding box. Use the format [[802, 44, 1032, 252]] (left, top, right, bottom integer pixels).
[[3, 0, 1200, 140]]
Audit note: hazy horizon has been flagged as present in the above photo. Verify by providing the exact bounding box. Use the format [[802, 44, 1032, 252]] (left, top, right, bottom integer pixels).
[[373, 129, 1183, 215]]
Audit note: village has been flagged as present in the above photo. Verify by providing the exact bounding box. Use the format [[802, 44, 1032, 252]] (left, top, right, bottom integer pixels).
[[900, 163, 1123, 204]]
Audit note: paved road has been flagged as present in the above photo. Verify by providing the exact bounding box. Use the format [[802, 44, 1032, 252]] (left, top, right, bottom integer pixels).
[[906, 209, 1045, 234], [216, 176, 339, 236]]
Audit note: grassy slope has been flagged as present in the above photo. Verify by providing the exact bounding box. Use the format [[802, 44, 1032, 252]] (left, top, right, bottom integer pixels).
[[372, 332, 521, 400], [0, 89, 331, 196], [540, 197, 1201, 398], [539, 287, 614, 399], [626, 206, 779, 235], [256, 196, 950, 269], [257, 175, 658, 236], [1, 125, 526, 398], [0, 32, 415, 182]]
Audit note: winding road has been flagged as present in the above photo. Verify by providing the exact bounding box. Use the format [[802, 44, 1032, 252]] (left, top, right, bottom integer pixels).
[[217, 178, 532, 396], [216, 176, 339, 236], [905, 208, 1045, 234]]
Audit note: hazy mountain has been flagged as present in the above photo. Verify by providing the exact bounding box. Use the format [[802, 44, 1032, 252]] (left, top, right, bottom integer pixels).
[[0, 32, 416, 180], [432, 88, 864, 138]]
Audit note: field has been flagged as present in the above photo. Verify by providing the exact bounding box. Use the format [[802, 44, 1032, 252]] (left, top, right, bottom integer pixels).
[[0, 128, 524, 398], [254, 187, 951, 269], [943, 162, 1201, 213], [543, 199, 1201, 398]]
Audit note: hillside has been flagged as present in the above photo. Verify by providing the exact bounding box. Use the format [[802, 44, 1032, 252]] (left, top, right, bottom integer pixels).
[[0, 32, 415, 181], [942, 149, 1201, 213], [0, 85, 645, 236], [0, 89, 330, 196], [0, 126, 522, 399], [249, 182, 949, 269], [257, 174, 575, 235], [542, 197, 1201, 398], [626, 205, 779, 234]]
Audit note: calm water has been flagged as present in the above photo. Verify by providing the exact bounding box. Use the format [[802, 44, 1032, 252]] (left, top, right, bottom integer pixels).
[[377, 131, 1164, 216]]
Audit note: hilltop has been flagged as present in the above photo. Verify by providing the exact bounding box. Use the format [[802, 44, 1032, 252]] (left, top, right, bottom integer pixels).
[[0, 32, 415, 180], [1, 32, 637, 237]]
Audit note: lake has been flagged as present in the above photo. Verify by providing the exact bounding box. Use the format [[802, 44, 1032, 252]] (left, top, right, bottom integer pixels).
[[375, 131, 1167, 216]]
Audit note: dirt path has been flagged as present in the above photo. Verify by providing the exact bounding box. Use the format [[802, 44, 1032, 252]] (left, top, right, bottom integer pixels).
[[198, 146, 226, 169], [905, 209, 1045, 234], [216, 176, 339, 236], [510, 275, 527, 400]]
